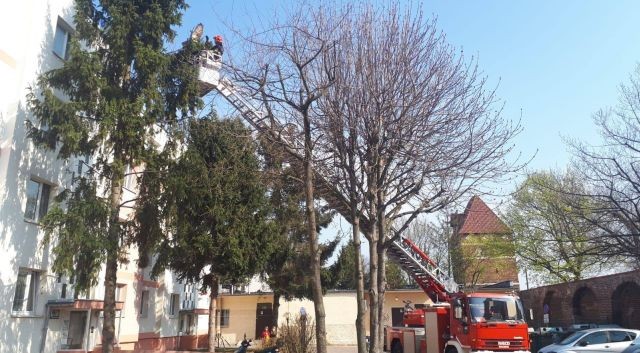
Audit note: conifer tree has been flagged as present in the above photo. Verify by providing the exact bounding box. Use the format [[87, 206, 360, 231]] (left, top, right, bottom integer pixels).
[[260, 141, 337, 327], [27, 1, 200, 352], [153, 116, 274, 352]]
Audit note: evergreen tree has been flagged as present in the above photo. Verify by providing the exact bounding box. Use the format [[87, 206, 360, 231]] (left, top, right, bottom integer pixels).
[[260, 140, 337, 326], [328, 241, 363, 290], [153, 116, 274, 352], [27, 1, 200, 352]]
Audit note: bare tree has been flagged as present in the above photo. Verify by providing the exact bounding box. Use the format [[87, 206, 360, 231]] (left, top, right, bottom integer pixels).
[[568, 65, 640, 267], [405, 217, 452, 275], [225, 7, 342, 353], [317, 5, 522, 351], [224, 4, 521, 353]]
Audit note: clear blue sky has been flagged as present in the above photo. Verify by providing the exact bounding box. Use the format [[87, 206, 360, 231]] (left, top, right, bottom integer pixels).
[[177, 0, 640, 189], [175, 1, 640, 277]]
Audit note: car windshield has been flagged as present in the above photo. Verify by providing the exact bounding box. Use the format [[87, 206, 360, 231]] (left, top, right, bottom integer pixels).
[[559, 332, 585, 345], [469, 297, 525, 322]]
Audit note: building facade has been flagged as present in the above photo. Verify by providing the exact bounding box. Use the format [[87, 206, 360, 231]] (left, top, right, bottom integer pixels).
[[0, 2, 211, 352], [217, 289, 433, 346]]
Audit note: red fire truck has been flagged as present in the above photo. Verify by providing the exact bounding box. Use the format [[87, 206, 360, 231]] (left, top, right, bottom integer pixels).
[[385, 237, 530, 353]]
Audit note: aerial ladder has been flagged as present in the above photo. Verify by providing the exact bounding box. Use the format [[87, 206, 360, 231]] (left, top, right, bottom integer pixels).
[[197, 50, 455, 299], [196, 48, 530, 353]]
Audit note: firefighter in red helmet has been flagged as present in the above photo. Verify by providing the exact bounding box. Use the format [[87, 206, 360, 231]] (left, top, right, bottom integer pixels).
[[213, 35, 223, 60]]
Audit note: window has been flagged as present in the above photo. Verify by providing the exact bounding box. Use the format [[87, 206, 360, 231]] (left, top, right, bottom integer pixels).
[[139, 290, 149, 317], [169, 293, 180, 316], [579, 331, 609, 345], [53, 18, 71, 60], [12, 269, 40, 314], [24, 178, 51, 222], [217, 309, 230, 327], [610, 331, 633, 342], [115, 284, 127, 302], [123, 165, 137, 191]]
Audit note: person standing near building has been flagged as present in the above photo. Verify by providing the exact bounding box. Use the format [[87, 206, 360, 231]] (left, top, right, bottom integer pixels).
[[262, 326, 271, 346]]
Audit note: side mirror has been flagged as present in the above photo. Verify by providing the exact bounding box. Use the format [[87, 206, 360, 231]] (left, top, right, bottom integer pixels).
[[578, 341, 589, 347], [454, 306, 463, 319]]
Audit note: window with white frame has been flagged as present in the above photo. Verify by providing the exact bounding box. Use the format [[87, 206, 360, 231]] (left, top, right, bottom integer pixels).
[[24, 178, 52, 222], [12, 268, 40, 314], [139, 290, 149, 317], [217, 309, 230, 327], [169, 293, 180, 316], [53, 18, 71, 60]]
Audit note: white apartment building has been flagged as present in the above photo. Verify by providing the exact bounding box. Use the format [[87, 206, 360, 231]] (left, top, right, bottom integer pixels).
[[0, 2, 211, 352]]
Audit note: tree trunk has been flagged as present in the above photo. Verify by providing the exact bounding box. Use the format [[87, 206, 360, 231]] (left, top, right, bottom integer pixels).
[[102, 160, 125, 353], [352, 218, 367, 353], [368, 233, 379, 353], [208, 274, 220, 353], [272, 291, 281, 329], [376, 193, 387, 352], [376, 242, 386, 352], [303, 112, 327, 353]]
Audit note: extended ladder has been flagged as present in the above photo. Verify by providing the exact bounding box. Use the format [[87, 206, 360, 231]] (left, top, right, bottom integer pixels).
[[387, 237, 458, 302], [198, 51, 458, 302]]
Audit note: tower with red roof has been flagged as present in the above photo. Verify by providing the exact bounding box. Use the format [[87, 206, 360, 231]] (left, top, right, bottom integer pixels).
[[449, 196, 519, 290]]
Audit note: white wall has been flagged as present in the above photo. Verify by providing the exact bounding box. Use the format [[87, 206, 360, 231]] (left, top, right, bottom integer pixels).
[[0, 1, 78, 352]]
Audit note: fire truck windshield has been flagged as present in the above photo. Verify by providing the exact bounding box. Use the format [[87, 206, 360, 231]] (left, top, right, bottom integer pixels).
[[469, 297, 525, 323]]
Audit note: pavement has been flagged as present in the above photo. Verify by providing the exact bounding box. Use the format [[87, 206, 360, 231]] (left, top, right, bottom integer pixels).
[[162, 346, 359, 353], [327, 346, 358, 353]]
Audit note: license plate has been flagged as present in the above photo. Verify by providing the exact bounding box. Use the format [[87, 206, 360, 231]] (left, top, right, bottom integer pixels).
[[498, 341, 510, 347]]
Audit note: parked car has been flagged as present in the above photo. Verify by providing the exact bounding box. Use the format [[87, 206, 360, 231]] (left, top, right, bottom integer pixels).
[[621, 335, 640, 353], [538, 328, 640, 353]]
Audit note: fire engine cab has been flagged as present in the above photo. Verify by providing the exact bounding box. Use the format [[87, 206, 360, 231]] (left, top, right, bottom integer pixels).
[[385, 238, 531, 353]]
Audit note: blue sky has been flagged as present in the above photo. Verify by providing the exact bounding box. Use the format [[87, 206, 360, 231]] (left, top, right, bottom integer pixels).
[[175, 1, 640, 278], [177, 0, 640, 193]]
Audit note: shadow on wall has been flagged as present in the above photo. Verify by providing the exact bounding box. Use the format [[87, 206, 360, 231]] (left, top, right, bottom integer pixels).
[[0, 3, 80, 353], [611, 281, 640, 329]]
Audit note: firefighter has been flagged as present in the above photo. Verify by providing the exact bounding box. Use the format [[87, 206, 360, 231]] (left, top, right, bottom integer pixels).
[[213, 35, 224, 60]]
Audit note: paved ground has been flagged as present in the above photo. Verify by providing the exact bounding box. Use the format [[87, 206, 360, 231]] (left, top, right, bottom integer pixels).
[[327, 345, 358, 353], [164, 345, 359, 353]]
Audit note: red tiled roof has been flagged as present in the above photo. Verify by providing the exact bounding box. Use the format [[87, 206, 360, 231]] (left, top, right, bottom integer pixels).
[[457, 196, 511, 235]]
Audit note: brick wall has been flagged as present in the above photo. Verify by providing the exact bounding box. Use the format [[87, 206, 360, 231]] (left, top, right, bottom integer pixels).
[[452, 234, 519, 288], [519, 270, 640, 329]]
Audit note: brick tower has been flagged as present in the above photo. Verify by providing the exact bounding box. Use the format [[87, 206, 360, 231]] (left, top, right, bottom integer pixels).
[[449, 196, 519, 290]]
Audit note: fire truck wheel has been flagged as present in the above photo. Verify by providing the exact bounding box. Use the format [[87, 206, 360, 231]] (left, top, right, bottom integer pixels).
[[391, 340, 402, 353], [445, 346, 458, 353]]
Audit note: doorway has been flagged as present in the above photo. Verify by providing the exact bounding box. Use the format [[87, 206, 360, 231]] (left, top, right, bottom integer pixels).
[[67, 311, 88, 349], [255, 303, 273, 339], [391, 307, 404, 327]]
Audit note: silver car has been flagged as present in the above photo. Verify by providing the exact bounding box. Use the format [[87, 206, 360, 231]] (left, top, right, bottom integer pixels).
[[621, 335, 640, 353], [539, 328, 640, 353]]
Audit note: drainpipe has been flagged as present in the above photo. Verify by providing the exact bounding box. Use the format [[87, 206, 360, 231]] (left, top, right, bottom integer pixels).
[[39, 302, 51, 353], [116, 308, 123, 347], [84, 309, 91, 351]]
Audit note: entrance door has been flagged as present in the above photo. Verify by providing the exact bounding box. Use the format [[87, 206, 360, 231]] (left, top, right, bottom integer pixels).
[[391, 307, 404, 327], [68, 311, 88, 349], [255, 303, 273, 339]]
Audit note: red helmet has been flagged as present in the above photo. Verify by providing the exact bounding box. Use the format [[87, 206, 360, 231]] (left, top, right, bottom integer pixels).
[[214, 35, 223, 43]]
